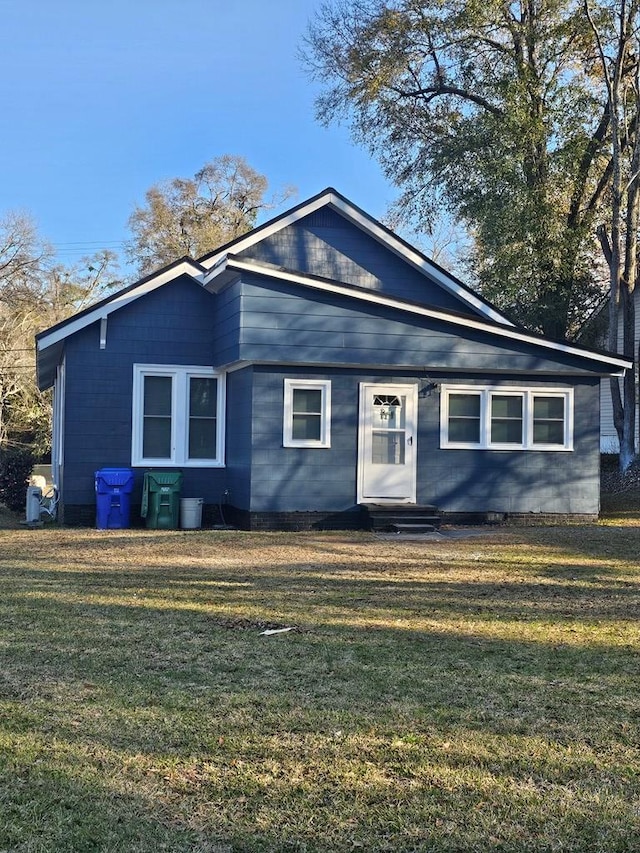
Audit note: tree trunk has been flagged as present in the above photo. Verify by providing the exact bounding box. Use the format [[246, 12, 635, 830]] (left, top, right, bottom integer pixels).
[[618, 284, 636, 470]]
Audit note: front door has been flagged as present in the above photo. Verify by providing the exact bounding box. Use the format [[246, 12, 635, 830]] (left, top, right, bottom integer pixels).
[[357, 383, 417, 504]]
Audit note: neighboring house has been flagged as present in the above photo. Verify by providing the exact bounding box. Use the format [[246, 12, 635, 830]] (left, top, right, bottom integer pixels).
[[36, 188, 632, 529], [595, 292, 640, 454]]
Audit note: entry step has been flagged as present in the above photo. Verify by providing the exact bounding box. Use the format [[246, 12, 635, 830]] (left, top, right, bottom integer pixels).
[[361, 504, 441, 532], [390, 523, 439, 534]]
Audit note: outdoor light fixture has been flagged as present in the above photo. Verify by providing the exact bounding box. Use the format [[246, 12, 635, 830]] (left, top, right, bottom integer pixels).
[[419, 375, 441, 398]]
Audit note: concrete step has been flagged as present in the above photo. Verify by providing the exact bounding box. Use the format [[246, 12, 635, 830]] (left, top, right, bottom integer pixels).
[[362, 504, 441, 531], [390, 523, 438, 534]]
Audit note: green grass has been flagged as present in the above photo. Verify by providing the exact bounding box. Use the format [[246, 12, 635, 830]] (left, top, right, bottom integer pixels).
[[0, 523, 639, 851]]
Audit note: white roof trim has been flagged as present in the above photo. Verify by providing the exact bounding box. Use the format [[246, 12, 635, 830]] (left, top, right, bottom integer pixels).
[[37, 260, 205, 352], [216, 358, 623, 377], [200, 189, 512, 327], [208, 256, 632, 371]]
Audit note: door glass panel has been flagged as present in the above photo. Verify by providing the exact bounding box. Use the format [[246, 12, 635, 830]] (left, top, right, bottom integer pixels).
[[372, 431, 405, 464], [371, 393, 406, 464], [373, 394, 405, 428]]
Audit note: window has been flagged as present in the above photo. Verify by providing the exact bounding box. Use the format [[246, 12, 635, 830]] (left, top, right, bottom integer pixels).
[[447, 392, 481, 443], [490, 394, 523, 444], [132, 365, 225, 466], [441, 385, 573, 450], [283, 379, 331, 448]]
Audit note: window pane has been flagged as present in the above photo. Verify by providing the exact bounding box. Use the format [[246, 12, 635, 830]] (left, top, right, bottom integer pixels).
[[491, 395, 523, 418], [189, 419, 216, 458], [534, 396, 564, 420], [292, 388, 322, 414], [190, 377, 217, 417], [372, 431, 405, 464], [449, 418, 480, 443], [143, 417, 171, 458], [449, 394, 480, 418], [187, 377, 217, 459], [143, 375, 172, 458], [534, 421, 565, 444], [533, 396, 565, 445], [448, 393, 480, 443], [491, 419, 523, 443], [491, 395, 523, 444], [144, 376, 171, 416], [292, 413, 321, 441]]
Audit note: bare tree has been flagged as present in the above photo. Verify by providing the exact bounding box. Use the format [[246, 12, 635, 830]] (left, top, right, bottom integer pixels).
[[0, 211, 121, 452], [585, 0, 640, 471], [126, 154, 296, 276]]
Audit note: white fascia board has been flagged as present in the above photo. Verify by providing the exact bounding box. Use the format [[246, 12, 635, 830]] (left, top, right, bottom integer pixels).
[[201, 190, 511, 326], [218, 359, 627, 378], [208, 257, 632, 373], [37, 261, 205, 352], [328, 195, 511, 326]]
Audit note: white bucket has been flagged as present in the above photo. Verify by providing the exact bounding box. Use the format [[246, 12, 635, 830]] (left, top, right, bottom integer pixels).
[[180, 497, 203, 529], [26, 486, 42, 523]]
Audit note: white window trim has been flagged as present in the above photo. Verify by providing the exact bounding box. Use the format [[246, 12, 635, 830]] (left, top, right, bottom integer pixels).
[[440, 384, 574, 451], [283, 378, 331, 448], [132, 364, 225, 467]]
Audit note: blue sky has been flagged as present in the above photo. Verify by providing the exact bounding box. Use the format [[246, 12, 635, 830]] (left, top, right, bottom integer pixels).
[[0, 0, 394, 269]]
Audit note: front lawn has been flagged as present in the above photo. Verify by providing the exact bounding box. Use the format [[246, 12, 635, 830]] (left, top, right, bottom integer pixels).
[[0, 524, 638, 852]]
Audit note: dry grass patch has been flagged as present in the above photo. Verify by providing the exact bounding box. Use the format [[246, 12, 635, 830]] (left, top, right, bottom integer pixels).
[[0, 524, 639, 851]]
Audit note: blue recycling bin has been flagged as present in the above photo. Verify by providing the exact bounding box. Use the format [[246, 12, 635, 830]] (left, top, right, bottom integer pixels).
[[95, 468, 135, 529]]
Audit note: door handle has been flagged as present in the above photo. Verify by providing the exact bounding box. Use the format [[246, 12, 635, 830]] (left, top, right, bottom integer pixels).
[[407, 436, 413, 445]]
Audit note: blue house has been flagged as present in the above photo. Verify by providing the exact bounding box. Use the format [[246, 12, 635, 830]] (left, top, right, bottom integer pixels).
[[36, 189, 631, 529]]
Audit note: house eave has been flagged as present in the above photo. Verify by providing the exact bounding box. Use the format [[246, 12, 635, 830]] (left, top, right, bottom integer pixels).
[[205, 257, 633, 375], [35, 259, 209, 390], [36, 258, 207, 354]]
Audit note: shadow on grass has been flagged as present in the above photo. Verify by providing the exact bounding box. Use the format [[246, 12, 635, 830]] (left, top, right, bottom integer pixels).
[[1, 532, 639, 851]]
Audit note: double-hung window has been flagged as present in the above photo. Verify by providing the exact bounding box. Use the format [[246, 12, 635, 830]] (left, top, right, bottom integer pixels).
[[283, 379, 331, 448], [441, 385, 573, 450], [132, 365, 225, 466]]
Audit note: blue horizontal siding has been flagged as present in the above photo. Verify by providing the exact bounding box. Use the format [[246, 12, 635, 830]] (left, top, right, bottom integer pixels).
[[238, 207, 478, 314], [248, 368, 358, 513], [213, 278, 242, 364], [57, 262, 603, 521], [61, 276, 227, 510], [224, 366, 253, 509], [247, 368, 600, 515], [235, 276, 608, 375], [416, 375, 600, 514]]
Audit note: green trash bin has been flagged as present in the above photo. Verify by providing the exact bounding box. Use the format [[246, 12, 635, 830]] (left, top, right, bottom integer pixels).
[[141, 471, 183, 529]]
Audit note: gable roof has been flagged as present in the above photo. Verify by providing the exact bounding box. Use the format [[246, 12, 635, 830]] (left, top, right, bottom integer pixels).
[[206, 254, 632, 374], [36, 257, 207, 389], [36, 187, 512, 360], [199, 187, 513, 327], [36, 257, 206, 353], [35, 188, 633, 389]]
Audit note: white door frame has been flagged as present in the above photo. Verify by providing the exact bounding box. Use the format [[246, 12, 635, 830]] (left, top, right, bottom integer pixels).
[[357, 382, 418, 505]]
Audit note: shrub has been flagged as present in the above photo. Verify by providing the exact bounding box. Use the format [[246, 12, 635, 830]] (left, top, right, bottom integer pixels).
[[0, 447, 36, 512]]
